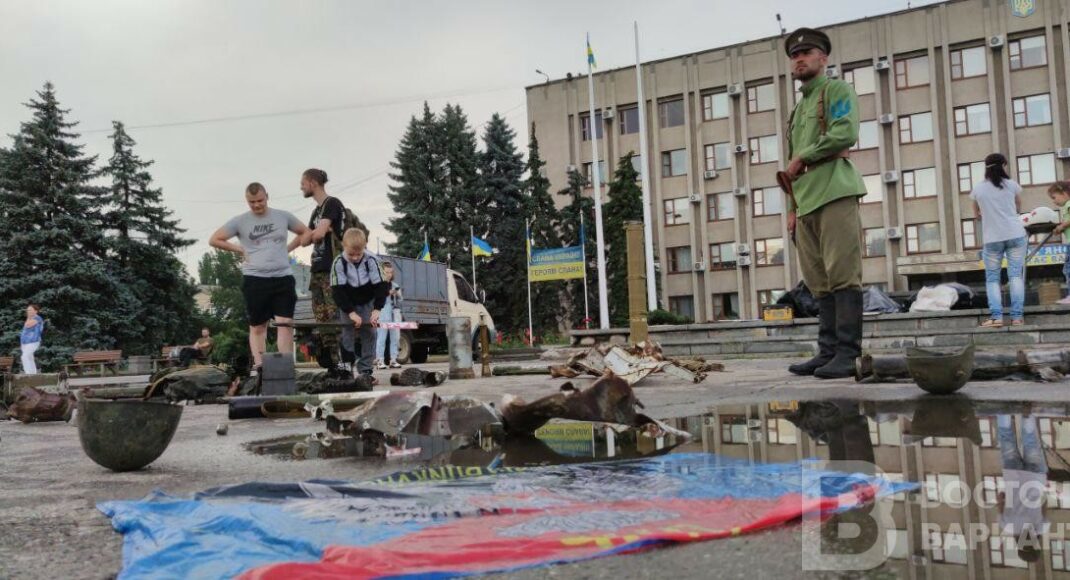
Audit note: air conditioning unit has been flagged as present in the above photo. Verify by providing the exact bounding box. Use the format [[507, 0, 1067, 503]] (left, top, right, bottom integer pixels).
[[703, 169, 719, 180], [727, 83, 743, 97], [732, 187, 749, 198], [693, 261, 706, 271], [734, 144, 748, 154], [875, 57, 891, 71], [737, 255, 753, 267], [735, 243, 751, 255], [1057, 148, 1070, 159], [826, 65, 839, 78], [989, 35, 1005, 49], [602, 107, 615, 119], [887, 227, 904, 240], [688, 193, 702, 203], [747, 418, 762, 429], [879, 113, 896, 125], [882, 170, 900, 183]]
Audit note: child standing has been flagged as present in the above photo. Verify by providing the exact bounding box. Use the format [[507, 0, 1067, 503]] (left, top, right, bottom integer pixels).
[[330, 228, 390, 382], [374, 261, 404, 369], [1050, 182, 1070, 304]]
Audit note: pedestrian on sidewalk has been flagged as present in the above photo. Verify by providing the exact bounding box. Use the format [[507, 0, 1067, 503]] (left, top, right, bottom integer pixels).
[[1047, 181, 1070, 304], [20, 303, 44, 375], [374, 261, 404, 369], [209, 182, 309, 370], [971, 153, 1027, 327], [331, 228, 390, 383]]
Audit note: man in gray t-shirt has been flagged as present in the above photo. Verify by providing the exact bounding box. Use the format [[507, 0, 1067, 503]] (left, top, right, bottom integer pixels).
[[210, 182, 310, 368]]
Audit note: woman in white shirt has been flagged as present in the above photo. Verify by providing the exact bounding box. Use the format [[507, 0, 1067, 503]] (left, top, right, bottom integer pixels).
[[970, 153, 1027, 327]]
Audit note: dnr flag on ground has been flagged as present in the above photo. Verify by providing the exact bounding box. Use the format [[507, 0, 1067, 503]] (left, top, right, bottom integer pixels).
[[471, 235, 495, 257]]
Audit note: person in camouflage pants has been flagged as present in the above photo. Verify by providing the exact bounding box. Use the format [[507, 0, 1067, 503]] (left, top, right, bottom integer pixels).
[[309, 271, 343, 364]]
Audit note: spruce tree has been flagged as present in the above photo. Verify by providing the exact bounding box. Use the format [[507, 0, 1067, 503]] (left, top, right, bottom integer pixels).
[[602, 153, 644, 326], [438, 104, 484, 282], [479, 114, 526, 333], [525, 125, 563, 336], [102, 121, 198, 353], [0, 83, 135, 369], [557, 168, 596, 329], [385, 103, 442, 259]]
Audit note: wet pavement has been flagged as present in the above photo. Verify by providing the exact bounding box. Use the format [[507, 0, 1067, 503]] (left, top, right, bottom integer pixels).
[[5, 356, 1070, 578]]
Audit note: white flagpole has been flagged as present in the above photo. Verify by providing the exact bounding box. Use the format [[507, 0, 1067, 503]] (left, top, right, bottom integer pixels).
[[587, 33, 610, 329], [635, 21, 657, 311], [580, 211, 590, 325], [526, 218, 534, 346], [470, 225, 477, 293]]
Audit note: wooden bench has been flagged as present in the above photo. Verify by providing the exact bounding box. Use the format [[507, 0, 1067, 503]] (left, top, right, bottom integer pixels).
[[0, 356, 13, 374], [64, 350, 123, 377]]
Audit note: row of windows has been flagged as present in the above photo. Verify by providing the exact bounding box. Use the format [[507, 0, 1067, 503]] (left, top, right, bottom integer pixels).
[[579, 32, 1054, 142]]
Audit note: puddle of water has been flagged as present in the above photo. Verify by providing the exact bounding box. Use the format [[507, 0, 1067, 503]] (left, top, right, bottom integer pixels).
[[245, 397, 1070, 576]]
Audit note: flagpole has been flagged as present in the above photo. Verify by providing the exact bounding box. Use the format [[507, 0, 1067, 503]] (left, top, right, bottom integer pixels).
[[586, 33, 610, 330], [635, 22, 657, 311], [580, 211, 590, 326], [525, 218, 534, 347], [470, 225, 477, 293]]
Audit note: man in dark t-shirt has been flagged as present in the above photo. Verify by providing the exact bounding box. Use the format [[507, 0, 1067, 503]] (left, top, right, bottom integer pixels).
[[301, 168, 348, 365]]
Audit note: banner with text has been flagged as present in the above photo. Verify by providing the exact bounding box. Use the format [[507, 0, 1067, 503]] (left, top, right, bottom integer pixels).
[[529, 245, 585, 282]]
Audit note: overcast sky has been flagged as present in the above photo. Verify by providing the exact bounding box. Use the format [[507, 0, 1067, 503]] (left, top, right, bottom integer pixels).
[[0, 0, 938, 278]]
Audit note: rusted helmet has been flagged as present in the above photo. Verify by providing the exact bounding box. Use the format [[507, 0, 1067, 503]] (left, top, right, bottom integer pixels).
[[905, 343, 975, 395], [77, 398, 182, 472]]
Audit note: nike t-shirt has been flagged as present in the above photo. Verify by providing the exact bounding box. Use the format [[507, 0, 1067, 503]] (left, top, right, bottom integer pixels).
[[221, 208, 303, 277]]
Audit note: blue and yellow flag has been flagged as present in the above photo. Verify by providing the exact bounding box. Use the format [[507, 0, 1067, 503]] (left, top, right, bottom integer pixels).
[[586, 34, 597, 69], [417, 242, 431, 262], [472, 235, 495, 257]]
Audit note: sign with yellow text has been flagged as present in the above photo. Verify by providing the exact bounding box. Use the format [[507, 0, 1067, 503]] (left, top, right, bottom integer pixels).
[[529, 246, 585, 282]]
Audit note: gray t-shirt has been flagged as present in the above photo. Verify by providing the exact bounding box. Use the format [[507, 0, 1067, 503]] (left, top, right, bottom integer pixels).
[[221, 208, 302, 277], [970, 179, 1026, 244]]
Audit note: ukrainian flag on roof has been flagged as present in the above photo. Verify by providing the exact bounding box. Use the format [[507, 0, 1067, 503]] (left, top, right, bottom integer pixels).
[[417, 242, 431, 262], [586, 34, 597, 69], [472, 235, 495, 257]]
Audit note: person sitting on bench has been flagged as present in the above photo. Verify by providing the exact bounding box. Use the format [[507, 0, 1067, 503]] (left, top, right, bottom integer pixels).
[[178, 328, 215, 367]]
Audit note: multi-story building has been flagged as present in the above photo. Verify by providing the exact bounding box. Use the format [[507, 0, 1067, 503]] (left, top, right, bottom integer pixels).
[[525, 0, 1070, 322]]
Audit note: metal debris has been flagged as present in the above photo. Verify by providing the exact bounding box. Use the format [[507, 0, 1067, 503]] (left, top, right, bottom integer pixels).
[[552, 341, 722, 386], [216, 423, 229, 436]]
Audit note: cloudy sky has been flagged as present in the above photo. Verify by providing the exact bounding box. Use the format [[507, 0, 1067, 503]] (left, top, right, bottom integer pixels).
[[0, 0, 937, 277]]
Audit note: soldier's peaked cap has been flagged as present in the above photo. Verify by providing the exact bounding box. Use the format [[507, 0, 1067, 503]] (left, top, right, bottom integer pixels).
[[785, 27, 831, 57]]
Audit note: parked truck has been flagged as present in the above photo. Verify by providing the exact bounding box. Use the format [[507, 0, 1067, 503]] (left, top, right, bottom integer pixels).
[[293, 255, 494, 364]]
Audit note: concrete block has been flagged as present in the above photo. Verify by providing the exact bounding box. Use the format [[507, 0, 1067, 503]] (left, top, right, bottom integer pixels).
[[1039, 331, 1070, 344], [744, 341, 814, 354], [868, 319, 920, 332], [579, 337, 596, 346], [919, 316, 980, 330], [972, 332, 1036, 346]]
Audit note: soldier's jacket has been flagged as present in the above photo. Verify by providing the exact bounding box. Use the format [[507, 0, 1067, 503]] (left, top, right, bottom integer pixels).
[[787, 74, 868, 217]]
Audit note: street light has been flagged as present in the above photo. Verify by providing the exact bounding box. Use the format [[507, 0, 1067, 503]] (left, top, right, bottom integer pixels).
[[535, 69, 550, 84]]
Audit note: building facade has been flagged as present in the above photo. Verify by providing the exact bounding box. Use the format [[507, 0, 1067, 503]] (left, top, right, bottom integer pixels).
[[525, 0, 1070, 322]]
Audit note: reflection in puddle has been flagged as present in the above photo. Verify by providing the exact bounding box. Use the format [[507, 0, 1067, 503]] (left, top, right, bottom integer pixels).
[[245, 397, 1070, 576]]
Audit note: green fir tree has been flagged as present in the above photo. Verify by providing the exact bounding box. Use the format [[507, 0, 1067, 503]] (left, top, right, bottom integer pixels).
[[602, 153, 644, 327], [557, 168, 596, 329], [525, 125, 563, 336]]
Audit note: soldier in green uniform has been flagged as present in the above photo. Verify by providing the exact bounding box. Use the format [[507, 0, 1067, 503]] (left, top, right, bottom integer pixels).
[[783, 28, 868, 379]]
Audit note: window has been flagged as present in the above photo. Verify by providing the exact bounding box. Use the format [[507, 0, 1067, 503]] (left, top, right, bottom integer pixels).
[[903, 167, 937, 199], [721, 415, 748, 443], [991, 536, 1028, 568], [709, 242, 737, 270], [629, 154, 643, 180], [928, 531, 969, 565], [704, 143, 731, 171], [1053, 538, 1070, 571], [895, 55, 930, 89], [661, 149, 688, 177], [752, 188, 782, 216], [1013, 94, 1052, 128], [663, 198, 690, 226], [453, 273, 477, 303], [843, 66, 875, 95], [899, 112, 933, 143], [749, 135, 779, 164], [953, 103, 991, 136], [619, 106, 640, 135], [852, 120, 879, 151], [1018, 153, 1056, 185], [1009, 35, 1047, 70], [758, 289, 786, 305], [747, 83, 776, 113], [906, 223, 941, 254], [793, 79, 803, 103], [766, 418, 798, 444], [755, 238, 785, 266], [582, 160, 607, 186], [702, 92, 729, 120], [924, 474, 965, 506], [659, 98, 685, 128], [950, 46, 986, 79], [962, 219, 982, 249], [957, 161, 984, 192], [707, 192, 735, 221], [862, 174, 883, 204], [711, 293, 740, 320], [666, 246, 692, 273], [580, 112, 604, 141], [864, 228, 886, 257], [668, 296, 695, 320]]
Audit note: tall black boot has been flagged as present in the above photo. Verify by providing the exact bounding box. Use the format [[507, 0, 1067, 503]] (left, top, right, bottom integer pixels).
[[814, 289, 864, 379], [789, 294, 837, 376]]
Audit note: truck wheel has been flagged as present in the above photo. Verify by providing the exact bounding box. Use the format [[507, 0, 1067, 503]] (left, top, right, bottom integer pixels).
[[397, 332, 412, 364], [410, 344, 429, 364]]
